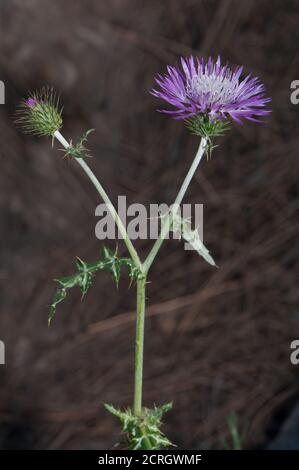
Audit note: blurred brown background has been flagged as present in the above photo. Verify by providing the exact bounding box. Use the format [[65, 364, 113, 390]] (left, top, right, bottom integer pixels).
[[0, 0, 298, 450]]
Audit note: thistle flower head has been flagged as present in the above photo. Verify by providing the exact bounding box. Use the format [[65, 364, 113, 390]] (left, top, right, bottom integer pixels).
[[16, 87, 63, 137], [152, 56, 271, 137]]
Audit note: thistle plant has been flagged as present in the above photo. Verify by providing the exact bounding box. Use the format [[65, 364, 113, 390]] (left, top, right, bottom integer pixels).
[[16, 56, 270, 450]]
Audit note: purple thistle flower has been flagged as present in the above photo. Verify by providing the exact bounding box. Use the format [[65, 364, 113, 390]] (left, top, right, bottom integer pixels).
[[152, 56, 271, 124]]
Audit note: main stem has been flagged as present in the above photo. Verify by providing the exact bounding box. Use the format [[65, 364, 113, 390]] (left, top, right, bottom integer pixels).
[[133, 275, 147, 415]]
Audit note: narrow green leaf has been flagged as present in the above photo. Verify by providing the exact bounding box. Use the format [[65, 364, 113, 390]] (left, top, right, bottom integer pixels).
[[226, 411, 243, 450]]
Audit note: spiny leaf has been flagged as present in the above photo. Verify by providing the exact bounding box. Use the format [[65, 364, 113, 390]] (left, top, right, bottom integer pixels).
[[171, 213, 216, 267], [48, 288, 66, 326], [150, 402, 173, 420], [49, 246, 141, 325], [63, 129, 94, 159], [101, 246, 121, 285], [105, 403, 173, 450]]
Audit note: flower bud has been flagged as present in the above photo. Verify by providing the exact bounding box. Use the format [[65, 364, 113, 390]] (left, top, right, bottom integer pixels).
[[16, 87, 63, 137]]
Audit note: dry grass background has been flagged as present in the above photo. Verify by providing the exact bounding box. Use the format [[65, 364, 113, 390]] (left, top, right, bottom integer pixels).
[[0, 0, 298, 449]]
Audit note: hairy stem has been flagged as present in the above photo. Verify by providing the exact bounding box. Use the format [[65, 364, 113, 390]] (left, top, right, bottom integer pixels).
[[144, 137, 207, 273], [54, 130, 142, 272], [134, 275, 147, 416]]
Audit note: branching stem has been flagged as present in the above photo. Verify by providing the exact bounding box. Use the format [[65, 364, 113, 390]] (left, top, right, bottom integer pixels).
[[54, 130, 206, 424]]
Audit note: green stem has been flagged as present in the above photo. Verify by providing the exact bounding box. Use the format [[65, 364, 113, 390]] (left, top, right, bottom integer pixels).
[[144, 137, 206, 274], [55, 130, 206, 423], [54, 130, 142, 272], [133, 275, 147, 416]]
